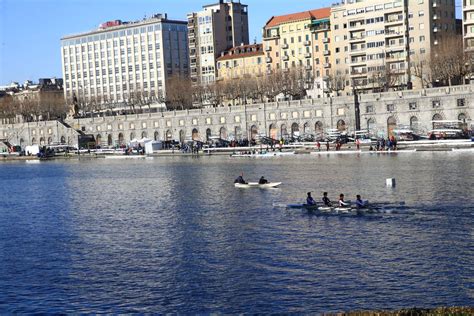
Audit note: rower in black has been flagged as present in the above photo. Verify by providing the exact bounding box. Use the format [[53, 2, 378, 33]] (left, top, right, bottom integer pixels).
[[259, 176, 269, 184], [322, 192, 332, 206], [306, 192, 317, 205]]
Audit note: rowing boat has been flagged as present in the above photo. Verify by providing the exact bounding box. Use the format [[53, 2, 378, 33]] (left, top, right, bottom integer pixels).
[[310, 150, 362, 155], [230, 151, 295, 158], [367, 149, 417, 154], [452, 148, 474, 152], [283, 201, 406, 214], [234, 182, 282, 188]]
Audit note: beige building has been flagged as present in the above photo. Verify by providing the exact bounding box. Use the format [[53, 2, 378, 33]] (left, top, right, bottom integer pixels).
[[216, 44, 265, 80], [463, 0, 474, 53], [262, 8, 331, 87], [188, 0, 249, 85], [61, 14, 189, 107], [330, 0, 456, 94]]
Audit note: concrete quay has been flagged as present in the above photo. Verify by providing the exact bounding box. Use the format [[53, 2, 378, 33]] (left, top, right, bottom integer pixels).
[[1, 85, 473, 150]]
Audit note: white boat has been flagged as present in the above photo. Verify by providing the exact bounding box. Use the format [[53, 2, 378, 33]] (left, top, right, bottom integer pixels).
[[104, 155, 146, 159], [367, 149, 417, 154], [311, 150, 362, 155], [234, 182, 282, 188], [230, 151, 295, 158]]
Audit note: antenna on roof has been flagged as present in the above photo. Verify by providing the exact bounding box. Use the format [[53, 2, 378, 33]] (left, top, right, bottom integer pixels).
[[254, 37, 257, 44]]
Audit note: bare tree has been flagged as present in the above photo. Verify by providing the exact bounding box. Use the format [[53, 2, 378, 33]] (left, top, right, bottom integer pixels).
[[325, 67, 348, 96], [431, 36, 471, 86], [165, 75, 193, 110], [411, 54, 433, 88]]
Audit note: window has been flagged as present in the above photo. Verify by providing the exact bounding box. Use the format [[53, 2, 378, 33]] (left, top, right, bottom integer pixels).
[[432, 100, 441, 108], [409, 102, 417, 110], [387, 104, 395, 112], [366, 105, 374, 113], [457, 98, 465, 107]]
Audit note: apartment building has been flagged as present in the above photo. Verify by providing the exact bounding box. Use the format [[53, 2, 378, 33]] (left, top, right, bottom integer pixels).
[[262, 8, 331, 98], [463, 0, 474, 53], [330, 0, 456, 94], [216, 44, 265, 80], [187, 0, 249, 85], [61, 14, 189, 106]]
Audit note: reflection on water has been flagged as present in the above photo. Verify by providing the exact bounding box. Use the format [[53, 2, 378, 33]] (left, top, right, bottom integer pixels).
[[0, 152, 473, 313]]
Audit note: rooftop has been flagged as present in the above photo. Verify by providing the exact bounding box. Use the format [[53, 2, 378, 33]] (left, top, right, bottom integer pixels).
[[217, 44, 264, 61], [265, 7, 331, 28]]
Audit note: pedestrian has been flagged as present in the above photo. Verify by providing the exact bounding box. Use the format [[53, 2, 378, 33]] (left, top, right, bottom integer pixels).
[[326, 140, 330, 151], [316, 141, 321, 151], [356, 138, 360, 150]]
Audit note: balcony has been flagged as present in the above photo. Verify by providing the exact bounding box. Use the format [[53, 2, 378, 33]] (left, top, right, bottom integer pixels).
[[323, 50, 330, 56], [282, 55, 289, 61], [349, 35, 365, 42], [323, 63, 331, 68], [433, 27, 439, 33], [322, 38, 330, 44], [265, 46, 272, 52], [433, 1, 438, 7], [433, 14, 439, 20], [305, 65, 312, 71], [351, 69, 367, 77], [266, 57, 272, 63], [282, 43, 289, 49], [304, 53, 312, 58], [385, 16, 404, 25], [385, 30, 403, 38]]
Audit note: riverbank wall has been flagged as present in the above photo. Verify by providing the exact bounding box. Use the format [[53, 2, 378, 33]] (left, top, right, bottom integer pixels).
[[1, 85, 473, 148]]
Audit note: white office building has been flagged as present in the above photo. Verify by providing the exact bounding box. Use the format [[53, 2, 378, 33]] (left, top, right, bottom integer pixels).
[[61, 14, 189, 107]]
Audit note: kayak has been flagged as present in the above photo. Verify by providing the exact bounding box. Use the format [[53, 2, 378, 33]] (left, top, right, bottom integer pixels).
[[234, 182, 282, 188]]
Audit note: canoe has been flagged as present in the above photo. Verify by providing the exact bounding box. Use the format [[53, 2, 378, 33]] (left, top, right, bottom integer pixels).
[[234, 182, 282, 188]]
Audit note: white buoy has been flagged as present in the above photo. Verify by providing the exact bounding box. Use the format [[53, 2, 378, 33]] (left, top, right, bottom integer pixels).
[[386, 178, 396, 187]]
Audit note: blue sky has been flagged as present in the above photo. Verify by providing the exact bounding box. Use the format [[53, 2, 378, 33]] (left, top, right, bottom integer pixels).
[[0, 0, 461, 85]]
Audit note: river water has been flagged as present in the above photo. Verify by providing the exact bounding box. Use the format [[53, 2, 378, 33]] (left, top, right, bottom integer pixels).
[[0, 152, 473, 313]]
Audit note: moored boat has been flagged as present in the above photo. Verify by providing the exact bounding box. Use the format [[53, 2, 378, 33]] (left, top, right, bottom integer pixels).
[[235, 182, 282, 188]]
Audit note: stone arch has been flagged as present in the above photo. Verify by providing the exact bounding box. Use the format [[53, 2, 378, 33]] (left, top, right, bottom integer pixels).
[[235, 126, 242, 140], [432, 113, 443, 129], [281, 124, 288, 139], [410, 116, 419, 131], [130, 132, 135, 141], [179, 130, 185, 144], [96, 134, 102, 147], [118, 133, 124, 145], [60, 136, 66, 144], [387, 116, 397, 137], [141, 131, 147, 139], [303, 122, 310, 134], [206, 128, 212, 142], [107, 134, 113, 146], [32, 137, 37, 145], [367, 118, 376, 132], [291, 123, 300, 138], [165, 130, 173, 141], [191, 128, 199, 141], [250, 125, 258, 140], [154, 131, 159, 141], [269, 124, 278, 140], [337, 119, 346, 132], [458, 113, 468, 129], [220, 127, 227, 140], [47, 137, 52, 145], [315, 121, 323, 134]]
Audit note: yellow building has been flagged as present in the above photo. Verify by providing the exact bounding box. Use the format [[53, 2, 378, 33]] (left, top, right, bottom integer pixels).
[[262, 8, 331, 97], [216, 44, 266, 80]]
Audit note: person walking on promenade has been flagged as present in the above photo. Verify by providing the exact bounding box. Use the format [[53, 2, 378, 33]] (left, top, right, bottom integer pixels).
[[356, 138, 360, 150], [326, 140, 330, 151], [316, 141, 321, 152]]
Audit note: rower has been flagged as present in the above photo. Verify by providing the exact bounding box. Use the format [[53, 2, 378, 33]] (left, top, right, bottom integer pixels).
[[355, 195, 367, 208], [322, 192, 332, 206], [339, 194, 350, 207], [234, 175, 247, 184], [306, 192, 317, 205], [259, 176, 269, 184]]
